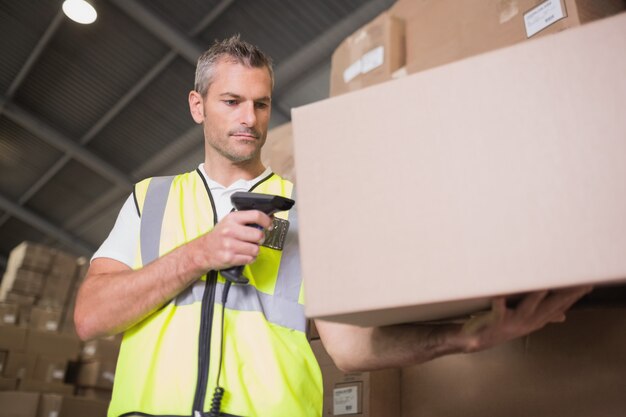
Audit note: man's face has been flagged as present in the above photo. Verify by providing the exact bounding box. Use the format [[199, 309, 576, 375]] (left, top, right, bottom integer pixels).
[[192, 59, 272, 164]]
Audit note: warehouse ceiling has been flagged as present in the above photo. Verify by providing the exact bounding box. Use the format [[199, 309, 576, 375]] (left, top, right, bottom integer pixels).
[[0, 0, 395, 269]]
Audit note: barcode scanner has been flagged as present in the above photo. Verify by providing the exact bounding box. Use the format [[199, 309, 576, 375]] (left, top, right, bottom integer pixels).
[[220, 192, 295, 285]]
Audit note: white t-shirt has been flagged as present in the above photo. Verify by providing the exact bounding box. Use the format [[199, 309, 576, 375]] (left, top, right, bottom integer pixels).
[[92, 164, 274, 267]]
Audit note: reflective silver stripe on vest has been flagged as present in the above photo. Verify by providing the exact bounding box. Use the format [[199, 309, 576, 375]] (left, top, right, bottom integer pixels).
[[273, 199, 302, 304], [174, 280, 306, 332], [140, 176, 175, 265]]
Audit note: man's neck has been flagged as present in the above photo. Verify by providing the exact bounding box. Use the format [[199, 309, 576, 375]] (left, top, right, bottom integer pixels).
[[203, 157, 266, 188]]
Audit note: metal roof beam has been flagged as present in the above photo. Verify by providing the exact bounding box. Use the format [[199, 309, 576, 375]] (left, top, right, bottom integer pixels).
[[0, 97, 133, 189], [108, 0, 204, 63], [0, 192, 95, 256], [0, 11, 64, 113]]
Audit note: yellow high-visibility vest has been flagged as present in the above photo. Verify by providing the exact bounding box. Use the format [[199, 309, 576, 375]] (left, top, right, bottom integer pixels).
[[108, 169, 322, 417]]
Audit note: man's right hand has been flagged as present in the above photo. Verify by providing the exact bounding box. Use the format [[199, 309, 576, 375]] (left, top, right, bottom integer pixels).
[[192, 209, 273, 272]]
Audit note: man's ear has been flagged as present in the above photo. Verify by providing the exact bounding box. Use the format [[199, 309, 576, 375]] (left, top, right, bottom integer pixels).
[[188, 91, 204, 124]]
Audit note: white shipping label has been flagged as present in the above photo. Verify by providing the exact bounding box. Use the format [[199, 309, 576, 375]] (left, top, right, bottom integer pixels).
[[342, 46, 385, 83], [361, 46, 384, 74], [52, 369, 65, 380], [524, 0, 566, 37], [343, 60, 362, 83], [48, 412, 59, 417], [45, 320, 59, 331], [333, 386, 358, 415], [103, 371, 115, 382]]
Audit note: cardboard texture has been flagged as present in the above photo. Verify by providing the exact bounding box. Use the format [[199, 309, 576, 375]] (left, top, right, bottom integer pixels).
[[37, 394, 63, 417], [261, 122, 295, 183], [3, 352, 37, 380], [29, 307, 62, 333], [293, 14, 626, 326], [0, 376, 18, 390], [76, 360, 116, 389], [0, 302, 19, 325], [0, 391, 40, 417], [75, 386, 112, 402], [58, 396, 108, 417], [401, 309, 626, 417], [80, 337, 121, 361], [18, 380, 74, 396], [7, 242, 54, 272], [26, 330, 81, 360], [405, 0, 625, 74], [310, 340, 401, 417], [0, 326, 27, 351], [0, 350, 6, 374], [8, 269, 46, 296], [32, 356, 68, 383], [330, 11, 405, 97]]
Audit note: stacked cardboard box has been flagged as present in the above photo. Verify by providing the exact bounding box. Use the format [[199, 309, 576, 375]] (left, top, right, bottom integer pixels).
[[294, 13, 626, 327], [0, 391, 108, 417], [310, 339, 400, 417], [0, 242, 80, 327], [72, 336, 121, 402], [402, 0, 626, 74], [0, 242, 115, 412], [328, 0, 624, 97]]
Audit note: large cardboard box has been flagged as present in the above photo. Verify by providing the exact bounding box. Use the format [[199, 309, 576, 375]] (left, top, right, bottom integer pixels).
[[0, 302, 19, 325], [29, 307, 62, 333], [18, 380, 74, 396], [76, 360, 116, 389], [3, 351, 37, 379], [25, 330, 81, 360], [401, 309, 626, 417], [37, 394, 63, 417], [293, 14, 626, 326], [0, 391, 40, 417], [330, 11, 405, 97], [405, 0, 625, 74], [80, 337, 121, 362], [0, 326, 27, 351], [0, 376, 18, 390], [58, 396, 109, 417], [310, 340, 400, 417]]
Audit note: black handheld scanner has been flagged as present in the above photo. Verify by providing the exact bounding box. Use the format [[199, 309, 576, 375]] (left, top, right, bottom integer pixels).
[[220, 192, 295, 285]]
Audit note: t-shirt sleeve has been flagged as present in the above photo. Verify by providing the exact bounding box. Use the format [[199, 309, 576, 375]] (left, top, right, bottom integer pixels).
[[91, 194, 140, 268]]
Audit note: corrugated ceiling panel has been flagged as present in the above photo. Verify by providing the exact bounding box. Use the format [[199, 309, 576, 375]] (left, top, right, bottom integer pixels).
[[0, 217, 46, 256], [0, 116, 63, 199], [198, 0, 375, 66], [12, 3, 170, 141], [86, 57, 196, 174], [25, 159, 115, 225], [140, 0, 229, 34], [0, 2, 59, 92]]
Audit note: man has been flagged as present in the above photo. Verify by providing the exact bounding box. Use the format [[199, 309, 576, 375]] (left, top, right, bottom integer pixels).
[[74, 36, 591, 417]]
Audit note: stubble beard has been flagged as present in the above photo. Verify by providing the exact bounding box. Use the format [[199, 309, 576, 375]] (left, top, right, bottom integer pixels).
[[208, 128, 266, 163]]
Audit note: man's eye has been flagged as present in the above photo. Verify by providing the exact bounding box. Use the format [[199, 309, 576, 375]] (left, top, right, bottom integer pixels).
[[255, 102, 268, 109], [224, 100, 237, 106]]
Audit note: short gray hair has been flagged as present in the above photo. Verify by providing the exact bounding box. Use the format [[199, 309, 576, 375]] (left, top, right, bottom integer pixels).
[[194, 35, 274, 96]]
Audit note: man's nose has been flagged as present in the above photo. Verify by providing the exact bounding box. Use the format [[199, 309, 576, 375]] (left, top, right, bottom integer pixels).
[[240, 102, 257, 126]]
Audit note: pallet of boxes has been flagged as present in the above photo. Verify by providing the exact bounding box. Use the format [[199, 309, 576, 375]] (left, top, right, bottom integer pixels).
[[0, 241, 114, 417]]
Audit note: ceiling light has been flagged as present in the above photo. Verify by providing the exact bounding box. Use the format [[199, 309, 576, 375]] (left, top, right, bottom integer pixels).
[[62, 0, 97, 24]]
